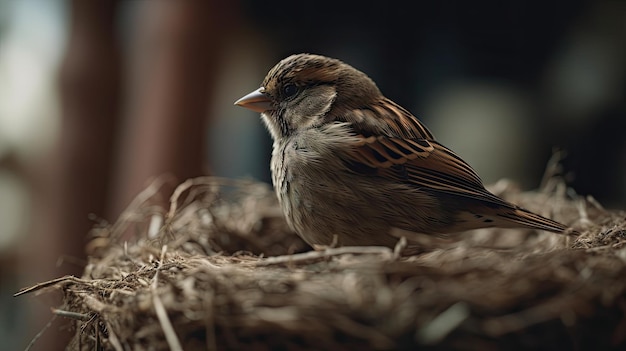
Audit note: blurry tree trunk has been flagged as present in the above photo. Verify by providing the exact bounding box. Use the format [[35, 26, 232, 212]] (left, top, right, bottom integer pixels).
[[24, 0, 121, 349], [109, 1, 232, 223], [23, 0, 235, 348]]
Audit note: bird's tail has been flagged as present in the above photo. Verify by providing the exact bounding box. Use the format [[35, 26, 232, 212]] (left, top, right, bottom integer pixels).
[[454, 205, 576, 235], [492, 206, 574, 234]]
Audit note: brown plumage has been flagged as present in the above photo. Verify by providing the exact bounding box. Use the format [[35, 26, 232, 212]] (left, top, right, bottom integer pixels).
[[235, 53, 575, 248]]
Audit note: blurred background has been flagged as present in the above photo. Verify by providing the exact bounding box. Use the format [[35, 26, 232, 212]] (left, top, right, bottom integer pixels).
[[0, 0, 624, 349]]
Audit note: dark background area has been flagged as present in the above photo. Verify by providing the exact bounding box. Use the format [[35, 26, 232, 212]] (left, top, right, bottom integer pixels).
[[0, 0, 623, 349]]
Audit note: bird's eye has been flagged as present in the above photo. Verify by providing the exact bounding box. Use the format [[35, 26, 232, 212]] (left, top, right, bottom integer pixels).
[[283, 84, 298, 98]]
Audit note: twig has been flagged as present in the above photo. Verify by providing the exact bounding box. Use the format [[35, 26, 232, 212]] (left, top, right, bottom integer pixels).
[[255, 246, 393, 266], [167, 176, 221, 220], [24, 315, 57, 351], [168, 178, 194, 220], [416, 302, 470, 344], [393, 237, 407, 259], [52, 308, 91, 321], [14, 275, 84, 297], [586, 195, 605, 211], [110, 175, 173, 240], [152, 245, 183, 351], [540, 150, 565, 191], [148, 213, 164, 238], [105, 320, 124, 351], [576, 198, 595, 227]]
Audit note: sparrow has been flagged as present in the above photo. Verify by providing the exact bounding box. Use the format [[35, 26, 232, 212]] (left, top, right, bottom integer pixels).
[[235, 53, 574, 248]]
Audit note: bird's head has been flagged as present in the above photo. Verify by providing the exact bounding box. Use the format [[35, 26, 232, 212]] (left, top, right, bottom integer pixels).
[[235, 53, 382, 140]]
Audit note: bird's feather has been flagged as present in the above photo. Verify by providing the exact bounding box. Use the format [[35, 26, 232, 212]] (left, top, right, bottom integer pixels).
[[340, 102, 569, 233]]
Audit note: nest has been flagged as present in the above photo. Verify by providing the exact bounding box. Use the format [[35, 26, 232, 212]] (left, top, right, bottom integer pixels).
[[18, 174, 626, 350]]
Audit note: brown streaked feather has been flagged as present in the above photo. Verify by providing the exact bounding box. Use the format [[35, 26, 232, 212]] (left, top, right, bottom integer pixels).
[[496, 208, 568, 232], [339, 98, 509, 205], [336, 98, 435, 140], [374, 98, 435, 139], [340, 100, 570, 234], [349, 134, 506, 205], [351, 135, 433, 167]]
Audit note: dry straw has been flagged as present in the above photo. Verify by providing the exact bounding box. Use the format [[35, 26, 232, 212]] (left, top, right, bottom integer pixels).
[[17, 171, 626, 350]]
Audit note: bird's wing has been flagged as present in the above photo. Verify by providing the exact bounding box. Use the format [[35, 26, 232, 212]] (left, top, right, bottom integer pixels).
[[335, 103, 572, 234], [338, 102, 512, 207], [336, 98, 436, 140], [346, 133, 511, 207]]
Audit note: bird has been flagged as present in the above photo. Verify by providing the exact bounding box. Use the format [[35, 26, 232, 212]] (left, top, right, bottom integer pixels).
[[235, 53, 574, 248]]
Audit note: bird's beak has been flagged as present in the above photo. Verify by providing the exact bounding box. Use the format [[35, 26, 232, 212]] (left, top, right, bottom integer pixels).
[[234, 87, 273, 113]]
